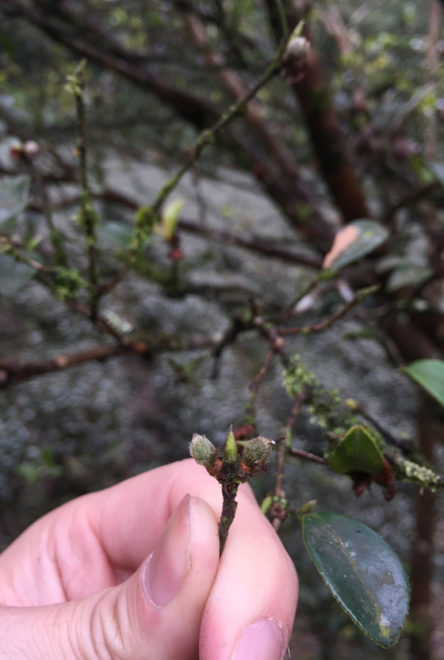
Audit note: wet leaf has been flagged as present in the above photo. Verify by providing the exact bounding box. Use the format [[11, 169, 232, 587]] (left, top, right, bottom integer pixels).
[[386, 264, 431, 292], [328, 425, 384, 475], [323, 220, 389, 269], [402, 359, 444, 407], [303, 512, 409, 647], [0, 253, 35, 295], [0, 175, 31, 228], [98, 221, 132, 250]]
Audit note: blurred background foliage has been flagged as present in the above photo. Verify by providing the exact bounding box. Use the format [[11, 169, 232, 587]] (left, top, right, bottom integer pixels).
[[0, 1, 444, 658]]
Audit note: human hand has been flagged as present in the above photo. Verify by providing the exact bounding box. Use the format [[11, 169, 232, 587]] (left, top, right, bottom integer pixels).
[[0, 459, 298, 659]]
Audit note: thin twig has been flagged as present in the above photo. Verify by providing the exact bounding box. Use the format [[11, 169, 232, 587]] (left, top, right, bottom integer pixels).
[[279, 285, 379, 336], [0, 341, 150, 388], [244, 348, 276, 424], [382, 182, 439, 223], [131, 27, 290, 251], [71, 63, 100, 317], [271, 393, 304, 531], [289, 447, 327, 465], [0, 234, 53, 274]]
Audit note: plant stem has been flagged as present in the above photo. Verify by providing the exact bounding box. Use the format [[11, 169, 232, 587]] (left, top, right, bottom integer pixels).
[[219, 481, 239, 554], [74, 63, 99, 317], [132, 30, 290, 252]]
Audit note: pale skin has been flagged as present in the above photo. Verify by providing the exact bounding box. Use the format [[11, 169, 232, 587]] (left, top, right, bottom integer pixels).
[[0, 459, 298, 660]]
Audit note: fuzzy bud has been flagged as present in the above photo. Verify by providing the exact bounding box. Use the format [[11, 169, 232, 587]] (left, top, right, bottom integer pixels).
[[189, 433, 217, 468], [242, 436, 273, 471], [296, 499, 317, 519], [283, 36, 310, 63], [24, 140, 39, 156]]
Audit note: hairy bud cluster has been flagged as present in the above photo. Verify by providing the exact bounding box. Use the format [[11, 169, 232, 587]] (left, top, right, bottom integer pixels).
[[189, 433, 217, 469], [242, 436, 273, 471]]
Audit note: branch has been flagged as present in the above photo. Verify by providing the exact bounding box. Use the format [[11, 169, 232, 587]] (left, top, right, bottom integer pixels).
[[382, 182, 440, 223], [7, 0, 219, 129], [69, 63, 100, 316], [185, 11, 301, 181], [425, 0, 442, 159], [178, 218, 322, 268], [131, 28, 290, 249], [28, 186, 322, 269], [271, 392, 305, 531], [279, 285, 379, 336], [289, 447, 327, 465], [0, 342, 149, 387], [264, 0, 370, 222], [8, 0, 335, 245]]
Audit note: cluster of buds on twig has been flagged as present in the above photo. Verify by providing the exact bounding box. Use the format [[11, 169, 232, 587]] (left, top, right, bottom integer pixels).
[[190, 428, 273, 481], [190, 427, 274, 553], [9, 139, 40, 160]]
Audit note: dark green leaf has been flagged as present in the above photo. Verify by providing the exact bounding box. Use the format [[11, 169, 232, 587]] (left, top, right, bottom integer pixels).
[[323, 220, 389, 270], [402, 359, 444, 407], [303, 512, 409, 647], [0, 253, 36, 295], [98, 221, 132, 250], [328, 425, 384, 475], [386, 264, 432, 292], [0, 175, 31, 227]]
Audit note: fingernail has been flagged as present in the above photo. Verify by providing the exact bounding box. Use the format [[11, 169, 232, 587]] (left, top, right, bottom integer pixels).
[[232, 619, 286, 660], [142, 495, 192, 606]]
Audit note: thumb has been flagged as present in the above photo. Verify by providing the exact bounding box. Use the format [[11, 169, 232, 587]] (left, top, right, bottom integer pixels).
[[0, 495, 219, 660]]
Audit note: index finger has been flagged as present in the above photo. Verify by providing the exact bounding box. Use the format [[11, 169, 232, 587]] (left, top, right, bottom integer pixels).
[[91, 459, 298, 659]]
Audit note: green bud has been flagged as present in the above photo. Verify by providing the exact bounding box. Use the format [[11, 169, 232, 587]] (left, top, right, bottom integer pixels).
[[224, 427, 238, 464], [296, 499, 317, 519], [242, 436, 273, 471], [189, 433, 217, 468], [260, 495, 274, 515]]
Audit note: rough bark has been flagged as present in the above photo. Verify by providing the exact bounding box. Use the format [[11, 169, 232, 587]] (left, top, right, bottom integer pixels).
[[383, 314, 441, 660], [409, 398, 439, 660], [265, 0, 370, 221]]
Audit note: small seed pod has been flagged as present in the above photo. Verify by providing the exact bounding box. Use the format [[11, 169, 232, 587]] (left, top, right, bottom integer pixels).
[[189, 433, 217, 469], [242, 436, 273, 472]]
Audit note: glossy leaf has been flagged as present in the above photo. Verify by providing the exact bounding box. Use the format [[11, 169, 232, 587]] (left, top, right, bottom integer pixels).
[[0, 253, 35, 295], [386, 264, 431, 292], [323, 220, 389, 270], [328, 425, 384, 475], [0, 175, 31, 226], [303, 512, 409, 647], [402, 359, 444, 407]]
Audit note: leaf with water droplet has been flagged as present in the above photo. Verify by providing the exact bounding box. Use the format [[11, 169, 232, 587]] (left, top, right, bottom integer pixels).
[[303, 512, 409, 647]]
